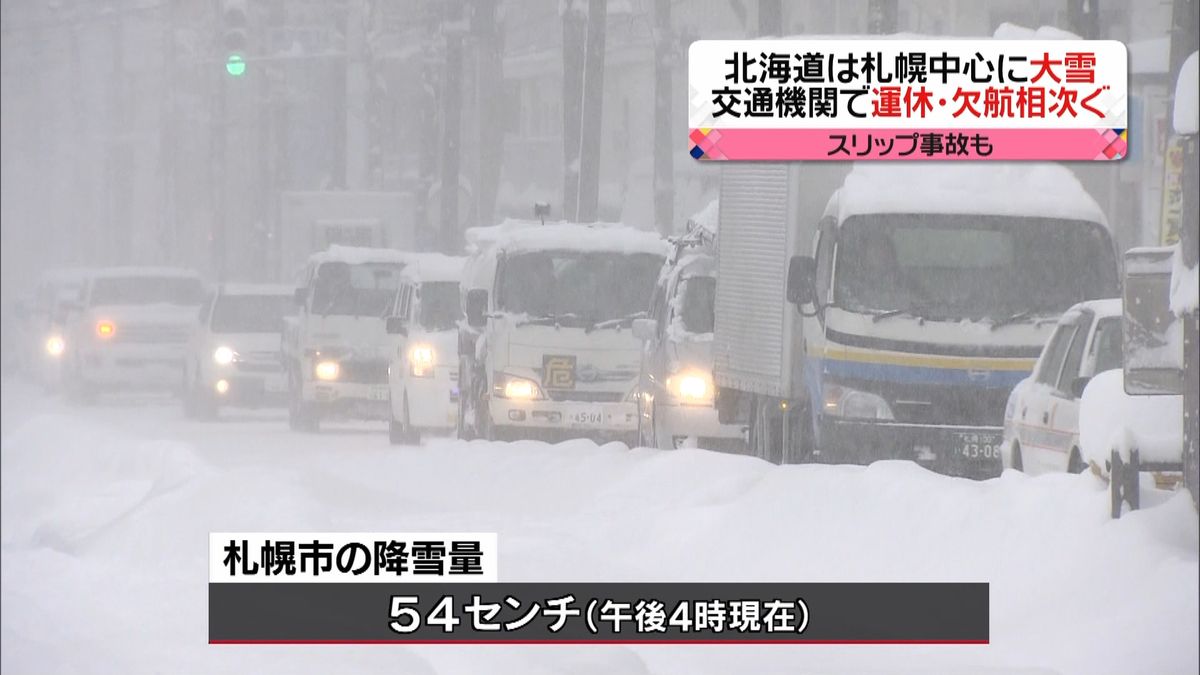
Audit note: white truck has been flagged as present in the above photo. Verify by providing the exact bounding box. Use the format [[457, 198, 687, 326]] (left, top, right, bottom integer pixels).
[[282, 246, 412, 431], [713, 162, 1119, 478], [384, 254, 467, 444], [457, 221, 669, 443], [62, 267, 206, 400], [277, 191, 414, 282]]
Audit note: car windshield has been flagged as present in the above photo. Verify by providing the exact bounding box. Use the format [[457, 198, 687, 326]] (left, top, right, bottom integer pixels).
[[90, 276, 204, 306], [497, 250, 663, 326], [833, 214, 1117, 321], [311, 261, 404, 317], [211, 294, 296, 333], [678, 275, 716, 334], [419, 282, 462, 331], [1091, 317, 1122, 375]]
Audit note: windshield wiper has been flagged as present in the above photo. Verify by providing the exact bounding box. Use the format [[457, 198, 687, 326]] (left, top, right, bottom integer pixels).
[[990, 303, 1058, 331], [590, 310, 648, 331], [870, 302, 940, 323], [516, 313, 580, 327]]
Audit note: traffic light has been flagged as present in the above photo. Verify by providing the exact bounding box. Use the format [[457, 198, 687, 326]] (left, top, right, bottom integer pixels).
[[222, 0, 247, 77]]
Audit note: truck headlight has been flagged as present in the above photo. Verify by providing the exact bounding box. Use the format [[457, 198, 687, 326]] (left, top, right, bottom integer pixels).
[[213, 346, 236, 365], [95, 320, 116, 339], [494, 372, 544, 400], [822, 384, 894, 421], [45, 335, 66, 357], [409, 344, 434, 378], [314, 360, 340, 381], [668, 370, 713, 405]]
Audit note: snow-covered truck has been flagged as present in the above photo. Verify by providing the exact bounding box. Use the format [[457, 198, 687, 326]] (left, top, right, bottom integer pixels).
[[456, 221, 669, 443], [282, 246, 412, 431], [713, 163, 1119, 478], [277, 191, 414, 282]]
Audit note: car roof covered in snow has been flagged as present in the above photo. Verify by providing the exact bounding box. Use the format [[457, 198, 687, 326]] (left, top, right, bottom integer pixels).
[[86, 266, 202, 281], [400, 253, 466, 283], [493, 222, 669, 257], [1061, 297, 1122, 322], [826, 163, 1108, 226], [218, 283, 295, 297], [307, 245, 414, 266]]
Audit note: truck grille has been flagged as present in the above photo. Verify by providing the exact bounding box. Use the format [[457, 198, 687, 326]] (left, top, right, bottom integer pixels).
[[115, 324, 190, 344], [338, 358, 388, 384], [546, 390, 624, 403], [856, 379, 1013, 426]]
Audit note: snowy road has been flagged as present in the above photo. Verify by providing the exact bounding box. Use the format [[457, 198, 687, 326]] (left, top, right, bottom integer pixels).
[[2, 380, 1197, 675]]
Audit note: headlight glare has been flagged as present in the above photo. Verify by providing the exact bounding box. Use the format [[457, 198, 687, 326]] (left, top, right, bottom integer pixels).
[[314, 360, 340, 381], [409, 344, 434, 378], [45, 335, 66, 357], [213, 346, 236, 365], [495, 373, 544, 400], [95, 320, 116, 339]]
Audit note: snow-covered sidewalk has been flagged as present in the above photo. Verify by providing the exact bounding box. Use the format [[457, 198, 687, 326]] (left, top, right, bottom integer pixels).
[[2, 381, 1196, 674]]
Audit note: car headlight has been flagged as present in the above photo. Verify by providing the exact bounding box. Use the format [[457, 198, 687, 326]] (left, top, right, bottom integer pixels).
[[95, 320, 116, 339], [494, 372, 545, 400], [822, 383, 894, 420], [314, 360, 340, 381], [667, 370, 713, 405], [45, 335, 65, 357], [213, 346, 236, 365], [409, 343, 434, 378]]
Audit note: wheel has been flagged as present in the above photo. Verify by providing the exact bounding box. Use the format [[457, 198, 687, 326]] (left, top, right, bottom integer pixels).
[[389, 396, 420, 446], [1011, 442, 1024, 472], [287, 368, 320, 433], [783, 402, 814, 464], [750, 397, 783, 464], [1067, 447, 1084, 474]]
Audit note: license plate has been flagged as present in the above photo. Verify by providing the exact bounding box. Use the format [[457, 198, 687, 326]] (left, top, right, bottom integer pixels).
[[369, 386, 390, 402], [568, 408, 605, 426], [954, 431, 1002, 460]]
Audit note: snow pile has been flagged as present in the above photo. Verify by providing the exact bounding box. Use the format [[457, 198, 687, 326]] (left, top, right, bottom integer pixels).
[[833, 162, 1107, 225], [1171, 243, 1199, 315], [2, 384, 1197, 674], [686, 199, 719, 237], [1079, 369, 1184, 466], [1174, 51, 1198, 135]]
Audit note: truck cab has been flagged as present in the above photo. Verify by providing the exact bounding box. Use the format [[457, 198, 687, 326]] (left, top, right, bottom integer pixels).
[[385, 254, 466, 444], [716, 163, 1118, 478], [457, 221, 668, 444], [283, 246, 411, 431], [633, 210, 745, 451]]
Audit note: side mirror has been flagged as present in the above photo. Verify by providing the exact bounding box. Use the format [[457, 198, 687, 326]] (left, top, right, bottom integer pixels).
[[293, 287, 307, 306], [466, 289, 489, 328], [632, 318, 656, 342], [1070, 376, 1091, 399], [786, 255, 817, 306], [386, 316, 408, 336]]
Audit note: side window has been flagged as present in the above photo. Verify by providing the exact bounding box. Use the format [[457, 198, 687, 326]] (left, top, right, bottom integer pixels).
[[649, 278, 669, 334], [408, 285, 420, 322], [1035, 324, 1076, 387], [1089, 317, 1122, 376], [1057, 312, 1094, 393], [815, 218, 836, 304], [397, 284, 412, 319]]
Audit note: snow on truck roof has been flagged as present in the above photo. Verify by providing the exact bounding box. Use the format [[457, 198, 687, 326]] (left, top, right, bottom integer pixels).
[[307, 245, 415, 266], [400, 253, 466, 283], [485, 221, 669, 257], [827, 163, 1107, 226]]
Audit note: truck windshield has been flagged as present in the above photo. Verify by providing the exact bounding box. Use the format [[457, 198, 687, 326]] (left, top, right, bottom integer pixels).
[[419, 282, 462, 331], [211, 294, 296, 333], [90, 277, 203, 306], [833, 214, 1117, 321], [497, 251, 663, 326], [311, 261, 404, 317], [678, 275, 716, 334]]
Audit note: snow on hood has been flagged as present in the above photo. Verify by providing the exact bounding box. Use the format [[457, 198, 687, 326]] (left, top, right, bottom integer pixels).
[[1079, 369, 1183, 465], [828, 162, 1107, 226], [308, 245, 415, 266]]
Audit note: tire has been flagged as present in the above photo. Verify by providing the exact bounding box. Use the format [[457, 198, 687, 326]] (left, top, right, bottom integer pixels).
[[389, 396, 419, 446], [287, 368, 320, 433], [750, 397, 783, 464], [783, 402, 814, 464], [1067, 447, 1084, 474], [1011, 442, 1024, 472]]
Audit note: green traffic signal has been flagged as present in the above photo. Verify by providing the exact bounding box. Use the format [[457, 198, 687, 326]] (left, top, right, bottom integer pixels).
[[225, 54, 246, 77]]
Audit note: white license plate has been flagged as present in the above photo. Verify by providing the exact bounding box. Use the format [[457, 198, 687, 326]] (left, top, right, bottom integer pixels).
[[369, 386, 390, 401], [955, 431, 1002, 460], [568, 408, 605, 426]]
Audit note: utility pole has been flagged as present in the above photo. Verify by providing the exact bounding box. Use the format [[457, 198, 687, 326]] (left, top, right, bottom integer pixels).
[[652, 0, 673, 235], [1066, 0, 1101, 39], [438, 0, 465, 252], [574, 0, 607, 223], [473, 0, 501, 229], [562, 2, 587, 221]]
